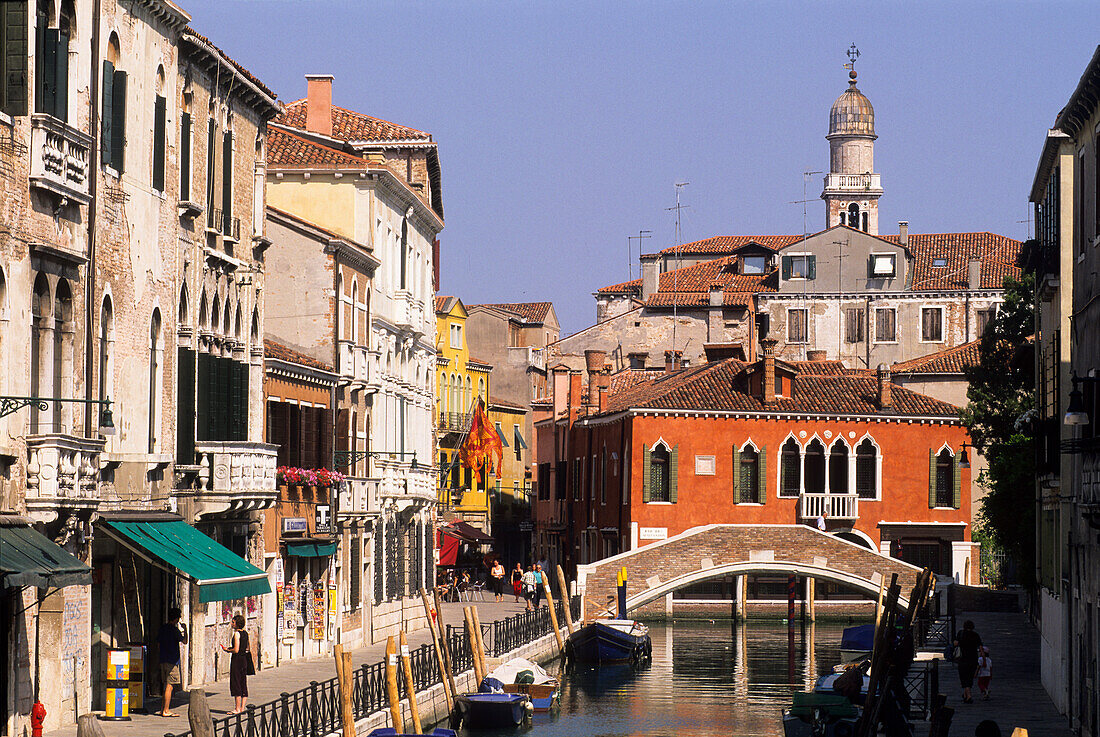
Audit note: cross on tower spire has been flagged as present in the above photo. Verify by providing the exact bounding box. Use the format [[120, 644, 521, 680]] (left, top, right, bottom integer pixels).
[[846, 43, 861, 70]]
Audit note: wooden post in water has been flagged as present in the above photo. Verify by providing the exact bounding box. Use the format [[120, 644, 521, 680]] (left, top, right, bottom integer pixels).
[[470, 605, 489, 679], [542, 574, 565, 654], [420, 588, 453, 709], [807, 577, 816, 623], [556, 565, 575, 634], [736, 575, 747, 621], [875, 577, 885, 628], [333, 644, 355, 737], [463, 606, 485, 684], [385, 636, 403, 732], [399, 630, 422, 735], [434, 588, 458, 700]]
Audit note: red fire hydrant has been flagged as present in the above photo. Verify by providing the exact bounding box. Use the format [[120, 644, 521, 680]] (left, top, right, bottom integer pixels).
[[31, 701, 46, 737]]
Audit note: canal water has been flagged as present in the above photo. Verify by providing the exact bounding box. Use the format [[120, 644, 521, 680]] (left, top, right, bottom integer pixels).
[[444, 618, 855, 737]]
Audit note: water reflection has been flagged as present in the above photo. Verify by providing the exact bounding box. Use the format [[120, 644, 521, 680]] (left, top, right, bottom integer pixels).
[[443, 619, 855, 737]]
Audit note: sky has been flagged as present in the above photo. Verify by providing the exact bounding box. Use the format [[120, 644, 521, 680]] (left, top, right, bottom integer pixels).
[[182, 0, 1097, 335]]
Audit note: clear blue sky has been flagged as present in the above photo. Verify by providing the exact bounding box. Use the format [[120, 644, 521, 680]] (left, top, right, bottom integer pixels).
[[184, 0, 1096, 335]]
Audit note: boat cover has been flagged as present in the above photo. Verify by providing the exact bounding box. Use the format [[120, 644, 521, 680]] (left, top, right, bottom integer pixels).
[[488, 657, 555, 686]]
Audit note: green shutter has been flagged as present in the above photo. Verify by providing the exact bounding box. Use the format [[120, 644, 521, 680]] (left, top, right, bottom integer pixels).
[[758, 445, 767, 504], [642, 446, 652, 503], [32, 9, 42, 112], [110, 70, 126, 172], [669, 445, 678, 503], [195, 351, 211, 441], [152, 94, 165, 191], [100, 60, 113, 161], [781, 255, 791, 280], [51, 29, 66, 121], [222, 130, 232, 231], [180, 112, 191, 200], [176, 347, 195, 463], [807, 255, 817, 281], [928, 449, 936, 508], [214, 356, 230, 439], [3, 1, 29, 117], [952, 454, 961, 509], [38, 26, 55, 116], [206, 119, 216, 226], [732, 447, 741, 503]]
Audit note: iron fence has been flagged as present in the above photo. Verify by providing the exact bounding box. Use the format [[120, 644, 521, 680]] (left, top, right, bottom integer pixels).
[[166, 599, 577, 737]]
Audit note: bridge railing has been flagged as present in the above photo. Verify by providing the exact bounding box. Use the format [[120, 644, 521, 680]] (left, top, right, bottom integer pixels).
[[798, 492, 859, 520]]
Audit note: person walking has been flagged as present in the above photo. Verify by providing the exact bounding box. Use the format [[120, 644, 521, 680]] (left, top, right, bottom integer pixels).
[[533, 564, 544, 608], [490, 559, 506, 602], [521, 565, 536, 611], [156, 607, 188, 717], [953, 619, 983, 703], [976, 646, 993, 700], [221, 615, 252, 714], [511, 562, 523, 603]]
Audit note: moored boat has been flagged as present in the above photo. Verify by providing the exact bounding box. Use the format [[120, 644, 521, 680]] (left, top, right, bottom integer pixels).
[[449, 692, 531, 730], [781, 692, 859, 737], [839, 623, 876, 662], [367, 730, 457, 737], [566, 619, 652, 664], [486, 657, 560, 712]]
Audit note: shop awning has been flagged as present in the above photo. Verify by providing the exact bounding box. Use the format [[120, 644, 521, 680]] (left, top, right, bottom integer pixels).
[[0, 516, 92, 589], [441, 520, 494, 544], [285, 539, 337, 557], [99, 514, 270, 603]]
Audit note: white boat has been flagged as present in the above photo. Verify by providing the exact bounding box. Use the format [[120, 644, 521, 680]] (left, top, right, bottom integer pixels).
[[485, 657, 559, 712]]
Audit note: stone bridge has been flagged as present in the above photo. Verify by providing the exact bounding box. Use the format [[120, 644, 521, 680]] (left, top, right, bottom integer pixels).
[[575, 524, 922, 619]]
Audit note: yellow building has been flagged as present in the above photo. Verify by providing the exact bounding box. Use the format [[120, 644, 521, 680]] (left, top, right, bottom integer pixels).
[[487, 399, 531, 564], [436, 297, 492, 532]]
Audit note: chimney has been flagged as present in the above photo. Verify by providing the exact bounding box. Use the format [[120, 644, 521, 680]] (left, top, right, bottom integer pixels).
[[968, 258, 982, 290], [552, 366, 569, 421], [584, 350, 607, 385], [305, 75, 334, 137], [598, 385, 609, 413], [877, 364, 892, 409], [708, 284, 724, 307], [641, 255, 660, 301], [762, 338, 778, 404], [568, 371, 583, 426], [665, 350, 676, 373], [898, 221, 908, 247], [806, 349, 828, 362]]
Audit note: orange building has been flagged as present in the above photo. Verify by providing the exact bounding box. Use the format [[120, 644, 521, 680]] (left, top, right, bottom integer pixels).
[[534, 344, 977, 585]]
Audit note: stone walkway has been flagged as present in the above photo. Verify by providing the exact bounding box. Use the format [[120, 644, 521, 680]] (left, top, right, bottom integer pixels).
[[935, 611, 1071, 737], [47, 597, 531, 737]]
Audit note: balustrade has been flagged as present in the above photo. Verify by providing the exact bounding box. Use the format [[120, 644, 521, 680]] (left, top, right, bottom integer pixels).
[[30, 115, 92, 204], [191, 441, 278, 516], [798, 492, 859, 520], [822, 172, 882, 192], [25, 433, 105, 522]]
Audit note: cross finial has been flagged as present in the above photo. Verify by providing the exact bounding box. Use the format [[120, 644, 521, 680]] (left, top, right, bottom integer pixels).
[[846, 43, 861, 68]]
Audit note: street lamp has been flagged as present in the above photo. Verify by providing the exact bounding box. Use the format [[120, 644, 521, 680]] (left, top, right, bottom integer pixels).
[[959, 443, 971, 469], [333, 449, 418, 471], [0, 395, 115, 435], [1065, 373, 1091, 426]]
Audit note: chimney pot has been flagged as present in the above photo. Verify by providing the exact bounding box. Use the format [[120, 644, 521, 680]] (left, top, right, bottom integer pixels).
[[898, 221, 909, 247], [305, 74, 334, 137], [877, 363, 892, 409], [806, 349, 828, 362], [968, 258, 982, 290], [762, 338, 778, 404], [641, 255, 660, 301]]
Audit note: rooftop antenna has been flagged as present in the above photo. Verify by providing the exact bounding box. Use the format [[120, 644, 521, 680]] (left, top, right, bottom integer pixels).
[[788, 170, 824, 238], [628, 230, 652, 280], [666, 182, 690, 356]]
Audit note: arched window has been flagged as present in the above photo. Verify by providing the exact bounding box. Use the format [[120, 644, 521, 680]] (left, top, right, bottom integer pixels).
[[847, 203, 860, 228], [210, 294, 220, 334], [335, 271, 343, 341], [856, 439, 877, 498], [478, 377, 485, 405], [934, 448, 955, 508], [861, 211, 869, 233], [780, 437, 800, 497], [464, 376, 472, 411], [829, 439, 849, 494], [148, 309, 162, 452], [52, 279, 72, 431], [198, 289, 207, 330], [178, 284, 188, 324], [30, 274, 51, 433], [737, 445, 760, 504], [804, 438, 826, 494], [251, 307, 259, 343], [646, 443, 671, 503], [99, 296, 114, 413], [234, 303, 242, 340], [222, 299, 231, 336], [351, 279, 359, 343], [400, 215, 408, 291]]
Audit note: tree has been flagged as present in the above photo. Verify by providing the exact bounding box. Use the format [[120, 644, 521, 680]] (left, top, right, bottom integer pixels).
[[960, 272, 1035, 587]]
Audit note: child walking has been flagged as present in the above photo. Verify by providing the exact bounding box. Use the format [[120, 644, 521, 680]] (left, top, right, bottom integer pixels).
[[977, 646, 993, 700]]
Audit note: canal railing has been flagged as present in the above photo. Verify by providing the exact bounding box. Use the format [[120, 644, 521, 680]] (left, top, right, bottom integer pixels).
[[165, 598, 578, 737]]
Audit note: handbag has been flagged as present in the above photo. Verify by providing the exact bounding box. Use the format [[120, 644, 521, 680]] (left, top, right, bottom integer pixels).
[[245, 650, 256, 676]]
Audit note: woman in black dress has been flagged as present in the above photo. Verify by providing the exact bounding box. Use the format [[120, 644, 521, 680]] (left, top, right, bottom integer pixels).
[[222, 615, 250, 713]]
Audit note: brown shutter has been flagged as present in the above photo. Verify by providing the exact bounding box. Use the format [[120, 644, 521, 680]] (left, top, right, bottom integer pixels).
[[319, 405, 334, 470], [152, 94, 166, 191], [110, 70, 126, 172]]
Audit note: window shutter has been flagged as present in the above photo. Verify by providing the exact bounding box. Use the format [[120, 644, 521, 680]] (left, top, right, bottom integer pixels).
[[952, 454, 961, 509], [206, 119, 216, 226], [3, 1, 28, 116], [757, 445, 767, 504], [110, 69, 126, 172], [867, 255, 875, 279], [32, 10, 43, 111], [928, 449, 936, 508], [51, 29, 66, 121], [152, 94, 165, 191], [669, 445, 679, 503], [38, 26, 56, 116], [807, 255, 817, 280], [319, 406, 333, 471], [176, 347, 195, 463], [781, 256, 791, 281], [222, 130, 232, 231], [732, 447, 741, 502], [180, 112, 191, 200], [642, 446, 652, 503], [195, 351, 211, 441], [100, 60, 113, 160]]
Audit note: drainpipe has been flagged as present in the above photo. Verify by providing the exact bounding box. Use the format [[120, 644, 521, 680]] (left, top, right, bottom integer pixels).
[[84, 0, 103, 435]]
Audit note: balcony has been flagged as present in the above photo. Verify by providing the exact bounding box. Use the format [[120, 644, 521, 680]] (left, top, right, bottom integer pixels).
[[30, 114, 92, 205], [822, 173, 882, 194], [393, 291, 426, 337], [24, 434, 106, 523], [185, 442, 278, 517], [438, 411, 471, 433], [798, 492, 859, 521], [374, 463, 437, 508]]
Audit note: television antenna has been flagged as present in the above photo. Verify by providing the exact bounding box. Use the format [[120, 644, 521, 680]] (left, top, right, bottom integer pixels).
[[628, 230, 652, 280], [666, 182, 690, 356], [788, 170, 824, 238]]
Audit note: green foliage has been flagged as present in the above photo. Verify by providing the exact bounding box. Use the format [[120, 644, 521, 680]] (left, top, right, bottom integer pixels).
[[961, 273, 1036, 587]]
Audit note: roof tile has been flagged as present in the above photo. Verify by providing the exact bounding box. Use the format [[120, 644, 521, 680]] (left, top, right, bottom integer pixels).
[[892, 340, 981, 374], [264, 339, 333, 372], [276, 100, 432, 144]]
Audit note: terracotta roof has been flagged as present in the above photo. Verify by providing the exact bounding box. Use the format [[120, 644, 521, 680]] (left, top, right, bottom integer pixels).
[[267, 127, 375, 170], [598, 256, 778, 308], [879, 233, 1023, 291], [471, 302, 554, 324], [264, 339, 332, 372], [276, 99, 432, 144], [467, 356, 493, 370], [609, 369, 661, 394], [435, 296, 454, 313], [181, 28, 278, 104], [489, 397, 528, 412], [597, 276, 643, 294], [599, 358, 959, 418], [892, 340, 981, 375], [659, 235, 803, 255], [787, 360, 866, 377]]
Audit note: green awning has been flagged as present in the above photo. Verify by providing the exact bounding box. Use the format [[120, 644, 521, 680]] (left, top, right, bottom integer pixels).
[[99, 516, 270, 603], [286, 540, 337, 557], [0, 517, 92, 589], [513, 425, 528, 450]]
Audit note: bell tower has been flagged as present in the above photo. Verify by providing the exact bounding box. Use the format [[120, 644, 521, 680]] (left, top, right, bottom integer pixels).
[[822, 45, 883, 234]]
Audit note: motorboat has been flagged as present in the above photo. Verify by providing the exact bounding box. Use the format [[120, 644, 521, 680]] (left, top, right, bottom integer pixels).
[[367, 730, 456, 737], [566, 619, 652, 664], [485, 657, 560, 712], [839, 623, 876, 662], [449, 692, 531, 730], [781, 692, 859, 737]]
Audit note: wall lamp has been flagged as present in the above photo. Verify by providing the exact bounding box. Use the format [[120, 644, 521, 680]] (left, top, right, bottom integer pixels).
[[0, 396, 115, 435], [959, 443, 971, 469], [1064, 372, 1099, 426], [333, 449, 417, 471]]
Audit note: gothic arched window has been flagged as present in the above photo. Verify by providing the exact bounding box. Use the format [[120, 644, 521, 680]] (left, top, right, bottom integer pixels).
[[780, 438, 800, 498], [829, 439, 849, 494], [856, 439, 877, 498], [804, 438, 826, 494]]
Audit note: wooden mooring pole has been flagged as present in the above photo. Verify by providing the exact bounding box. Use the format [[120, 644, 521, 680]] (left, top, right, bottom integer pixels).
[[542, 574, 565, 655], [434, 588, 458, 700], [385, 636, 403, 732], [420, 588, 453, 709], [399, 630, 422, 735], [556, 565, 575, 635]]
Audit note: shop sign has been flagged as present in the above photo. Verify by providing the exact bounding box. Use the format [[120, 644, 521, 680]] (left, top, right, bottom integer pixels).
[[283, 518, 308, 533], [315, 505, 332, 534], [639, 527, 668, 541], [311, 582, 326, 640], [518, 521, 534, 532], [282, 583, 296, 645]]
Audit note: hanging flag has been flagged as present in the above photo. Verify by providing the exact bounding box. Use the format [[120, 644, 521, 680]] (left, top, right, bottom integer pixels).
[[459, 399, 503, 484]]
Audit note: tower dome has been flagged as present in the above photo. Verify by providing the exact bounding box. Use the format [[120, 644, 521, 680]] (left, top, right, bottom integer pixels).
[[829, 70, 876, 138]]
